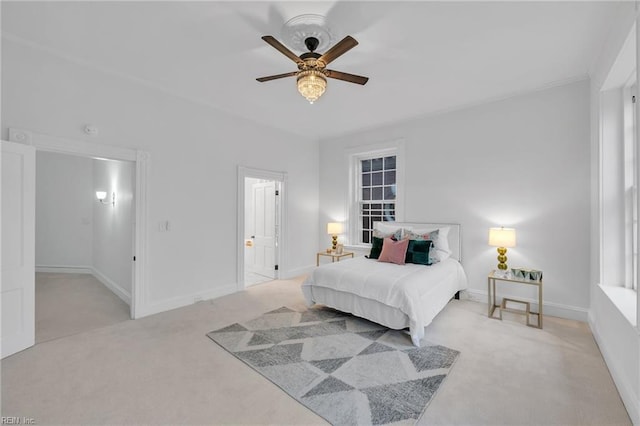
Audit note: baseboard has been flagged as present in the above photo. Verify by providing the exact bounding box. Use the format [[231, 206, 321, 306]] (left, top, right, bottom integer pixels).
[[91, 268, 132, 306], [589, 314, 640, 424], [464, 288, 588, 322], [35, 265, 93, 274], [136, 283, 237, 319], [280, 264, 315, 280]]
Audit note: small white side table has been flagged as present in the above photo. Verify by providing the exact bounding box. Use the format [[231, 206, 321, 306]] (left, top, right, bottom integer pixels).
[[487, 270, 543, 329]]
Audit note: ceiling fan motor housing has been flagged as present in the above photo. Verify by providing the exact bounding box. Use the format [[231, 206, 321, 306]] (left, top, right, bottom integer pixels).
[[305, 37, 320, 52]]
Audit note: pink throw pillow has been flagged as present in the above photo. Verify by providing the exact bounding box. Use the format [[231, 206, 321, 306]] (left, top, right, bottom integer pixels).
[[378, 237, 409, 265]]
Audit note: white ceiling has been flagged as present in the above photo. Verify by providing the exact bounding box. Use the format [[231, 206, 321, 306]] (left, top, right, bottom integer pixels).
[[1, 1, 623, 140]]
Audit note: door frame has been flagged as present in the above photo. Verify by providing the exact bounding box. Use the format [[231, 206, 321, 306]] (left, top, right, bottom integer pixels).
[[8, 128, 149, 319], [237, 166, 287, 290]]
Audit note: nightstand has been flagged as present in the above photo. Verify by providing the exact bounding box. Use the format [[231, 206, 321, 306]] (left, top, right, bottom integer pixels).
[[316, 251, 354, 266], [487, 270, 543, 328]]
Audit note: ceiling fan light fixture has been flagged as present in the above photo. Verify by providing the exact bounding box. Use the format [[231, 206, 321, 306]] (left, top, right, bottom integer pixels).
[[297, 69, 327, 104]]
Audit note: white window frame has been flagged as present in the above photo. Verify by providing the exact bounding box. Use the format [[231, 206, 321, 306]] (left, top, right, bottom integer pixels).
[[346, 140, 405, 248], [623, 80, 638, 290]]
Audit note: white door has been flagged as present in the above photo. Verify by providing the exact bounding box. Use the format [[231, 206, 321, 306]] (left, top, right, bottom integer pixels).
[[249, 181, 276, 279], [1, 140, 35, 358]]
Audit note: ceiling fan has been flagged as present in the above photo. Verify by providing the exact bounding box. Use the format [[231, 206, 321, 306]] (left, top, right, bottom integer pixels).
[[256, 35, 369, 104]]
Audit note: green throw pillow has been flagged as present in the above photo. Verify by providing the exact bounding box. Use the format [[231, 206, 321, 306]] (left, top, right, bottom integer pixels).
[[367, 236, 385, 259], [405, 240, 433, 265]]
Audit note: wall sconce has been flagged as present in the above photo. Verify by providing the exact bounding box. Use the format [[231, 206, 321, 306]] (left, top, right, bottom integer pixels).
[[96, 191, 115, 206], [488, 227, 516, 272], [327, 222, 343, 251]]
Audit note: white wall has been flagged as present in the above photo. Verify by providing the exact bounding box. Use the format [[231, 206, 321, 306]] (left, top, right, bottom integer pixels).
[[92, 158, 134, 300], [588, 3, 639, 423], [35, 151, 93, 269], [319, 80, 591, 320], [2, 37, 319, 315]]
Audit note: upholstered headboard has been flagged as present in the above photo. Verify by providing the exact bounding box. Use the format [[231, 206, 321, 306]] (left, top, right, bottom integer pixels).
[[391, 222, 462, 263]]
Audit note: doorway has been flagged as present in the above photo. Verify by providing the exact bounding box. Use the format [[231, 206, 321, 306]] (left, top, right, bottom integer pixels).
[[34, 152, 134, 342], [2, 128, 149, 358], [237, 167, 286, 289]]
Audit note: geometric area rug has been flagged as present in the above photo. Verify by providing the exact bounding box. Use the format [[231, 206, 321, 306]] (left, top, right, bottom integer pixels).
[[206, 306, 460, 425]]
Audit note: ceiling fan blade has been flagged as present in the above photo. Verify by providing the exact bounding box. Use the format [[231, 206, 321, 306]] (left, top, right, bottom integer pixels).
[[256, 71, 298, 82], [318, 36, 359, 65], [325, 69, 369, 85], [261, 36, 302, 64]]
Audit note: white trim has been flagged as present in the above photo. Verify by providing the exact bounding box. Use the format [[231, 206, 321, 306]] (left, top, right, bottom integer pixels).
[[465, 288, 588, 322], [598, 284, 637, 327], [136, 283, 237, 319], [133, 150, 150, 319], [591, 325, 640, 424], [9, 128, 136, 161], [589, 301, 640, 424], [599, 90, 606, 288], [9, 127, 149, 319], [35, 265, 92, 274], [345, 139, 406, 246], [92, 267, 131, 306], [637, 15, 640, 327], [237, 166, 287, 291]]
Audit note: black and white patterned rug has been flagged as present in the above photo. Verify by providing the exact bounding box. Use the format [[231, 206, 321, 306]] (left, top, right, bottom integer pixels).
[[206, 307, 459, 425]]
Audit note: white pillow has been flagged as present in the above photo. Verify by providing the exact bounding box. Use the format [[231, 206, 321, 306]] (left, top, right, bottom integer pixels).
[[406, 226, 452, 261], [373, 222, 404, 239]]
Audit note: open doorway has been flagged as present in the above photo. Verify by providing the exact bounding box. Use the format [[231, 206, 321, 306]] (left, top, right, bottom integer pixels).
[[237, 167, 286, 289], [2, 128, 149, 358], [35, 151, 134, 343]]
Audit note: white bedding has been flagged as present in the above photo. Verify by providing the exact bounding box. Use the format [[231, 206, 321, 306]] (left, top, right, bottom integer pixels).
[[301, 256, 468, 346]]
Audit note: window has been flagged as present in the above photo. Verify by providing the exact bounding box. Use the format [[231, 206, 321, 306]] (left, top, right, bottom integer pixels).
[[348, 142, 404, 246], [597, 25, 637, 326], [623, 83, 637, 290], [601, 74, 637, 292], [359, 155, 396, 244]]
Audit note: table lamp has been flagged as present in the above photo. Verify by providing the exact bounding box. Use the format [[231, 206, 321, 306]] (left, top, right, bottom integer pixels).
[[488, 227, 516, 271], [327, 222, 343, 251]]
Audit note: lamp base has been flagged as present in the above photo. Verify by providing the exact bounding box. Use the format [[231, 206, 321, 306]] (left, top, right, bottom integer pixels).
[[496, 247, 508, 271], [331, 235, 338, 250]]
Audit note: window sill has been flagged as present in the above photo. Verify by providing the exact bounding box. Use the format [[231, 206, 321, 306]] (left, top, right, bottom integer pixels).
[[598, 284, 637, 327]]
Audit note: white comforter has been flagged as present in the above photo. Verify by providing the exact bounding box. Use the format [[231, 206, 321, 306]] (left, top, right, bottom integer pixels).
[[302, 256, 468, 346]]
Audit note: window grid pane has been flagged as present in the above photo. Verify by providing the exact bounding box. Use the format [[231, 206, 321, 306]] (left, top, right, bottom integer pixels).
[[358, 154, 397, 244]]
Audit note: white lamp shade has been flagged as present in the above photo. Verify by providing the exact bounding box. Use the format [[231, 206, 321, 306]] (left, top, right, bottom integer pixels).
[[327, 222, 343, 235], [96, 191, 107, 200], [488, 227, 516, 248]]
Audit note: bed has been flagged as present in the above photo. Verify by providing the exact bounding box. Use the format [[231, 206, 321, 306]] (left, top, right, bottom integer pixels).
[[302, 222, 468, 346]]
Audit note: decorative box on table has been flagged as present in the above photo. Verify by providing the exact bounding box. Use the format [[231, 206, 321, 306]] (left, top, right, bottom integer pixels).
[[511, 267, 543, 281]]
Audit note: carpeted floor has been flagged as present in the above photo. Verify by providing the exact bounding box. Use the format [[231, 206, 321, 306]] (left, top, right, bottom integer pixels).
[[35, 272, 131, 343], [1, 276, 632, 425], [208, 306, 460, 425]]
